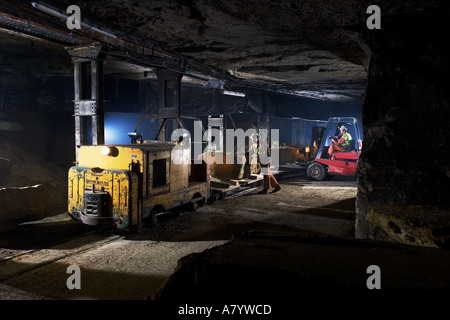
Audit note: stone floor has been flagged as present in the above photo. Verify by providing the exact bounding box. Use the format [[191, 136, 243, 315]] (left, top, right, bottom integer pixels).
[[1, 175, 448, 314]]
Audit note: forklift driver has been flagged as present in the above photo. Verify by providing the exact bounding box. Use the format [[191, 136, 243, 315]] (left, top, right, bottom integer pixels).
[[328, 126, 352, 158]]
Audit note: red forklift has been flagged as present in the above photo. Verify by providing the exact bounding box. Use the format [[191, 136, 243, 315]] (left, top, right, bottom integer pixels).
[[306, 117, 362, 181]]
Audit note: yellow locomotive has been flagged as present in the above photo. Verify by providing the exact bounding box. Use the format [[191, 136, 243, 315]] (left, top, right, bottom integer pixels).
[[68, 139, 209, 232]]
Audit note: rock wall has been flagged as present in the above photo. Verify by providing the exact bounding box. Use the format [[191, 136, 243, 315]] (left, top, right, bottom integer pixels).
[[0, 185, 51, 232], [0, 137, 68, 215], [0, 109, 73, 231], [0, 157, 11, 184], [355, 16, 450, 243]]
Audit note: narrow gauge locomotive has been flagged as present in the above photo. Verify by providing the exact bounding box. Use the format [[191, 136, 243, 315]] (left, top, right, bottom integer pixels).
[[68, 139, 209, 232]]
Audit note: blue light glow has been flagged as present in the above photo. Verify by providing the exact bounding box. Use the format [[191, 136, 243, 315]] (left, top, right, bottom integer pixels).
[[104, 112, 142, 145]]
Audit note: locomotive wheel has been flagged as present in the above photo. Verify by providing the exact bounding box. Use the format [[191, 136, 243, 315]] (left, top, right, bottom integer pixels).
[[144, 207, 162, 228], [307, 162, 327, 181], [189, 201, 199, 212], [149, 210, 158, 227]]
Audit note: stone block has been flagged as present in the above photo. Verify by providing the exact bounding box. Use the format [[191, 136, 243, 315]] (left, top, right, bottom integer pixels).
[[200, 152, 248, 180], [0, 158, 12, 185], [366, 205, 450, 248], [0, 184, 51, 232], [279, 147, 304, 163]]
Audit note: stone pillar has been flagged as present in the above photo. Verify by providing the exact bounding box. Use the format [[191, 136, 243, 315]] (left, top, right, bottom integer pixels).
[[355, 16, 450, 241], [91, 58, 105, 145]]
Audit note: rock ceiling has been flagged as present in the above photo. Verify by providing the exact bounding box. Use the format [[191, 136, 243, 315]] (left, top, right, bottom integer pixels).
[[0, 0, 441, 102]]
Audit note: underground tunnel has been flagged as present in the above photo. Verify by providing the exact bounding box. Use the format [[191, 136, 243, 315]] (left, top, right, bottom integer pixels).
[[0, 0, 450, 314]]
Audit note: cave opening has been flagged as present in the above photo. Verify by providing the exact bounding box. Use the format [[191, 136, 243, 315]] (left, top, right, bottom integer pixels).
[[0, 0, 449, 248]]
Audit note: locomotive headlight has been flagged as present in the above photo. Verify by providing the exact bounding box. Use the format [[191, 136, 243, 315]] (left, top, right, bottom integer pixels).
[[102, 146, 119, 157], [102, 146, 111, 155]]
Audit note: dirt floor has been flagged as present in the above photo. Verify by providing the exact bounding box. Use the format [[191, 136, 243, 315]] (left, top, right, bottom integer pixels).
[[144, 176, 357, 242], [0, 174, 358, 301]]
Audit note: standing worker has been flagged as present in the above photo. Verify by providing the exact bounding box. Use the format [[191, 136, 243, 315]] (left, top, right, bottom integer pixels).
[[249, 133, 281, 194], [328, 125, 352, 158]]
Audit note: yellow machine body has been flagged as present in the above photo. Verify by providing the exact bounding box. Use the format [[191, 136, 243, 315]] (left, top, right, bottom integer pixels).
[[68, 141, 208, 231], [68, 167, 139, 228]]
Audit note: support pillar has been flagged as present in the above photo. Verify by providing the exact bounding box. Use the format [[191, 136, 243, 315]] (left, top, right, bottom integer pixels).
[[91, 58, 105, 145], [66, 43, 108, 163], [155, 68, 183, 140], [73, 61, 86, 154]]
